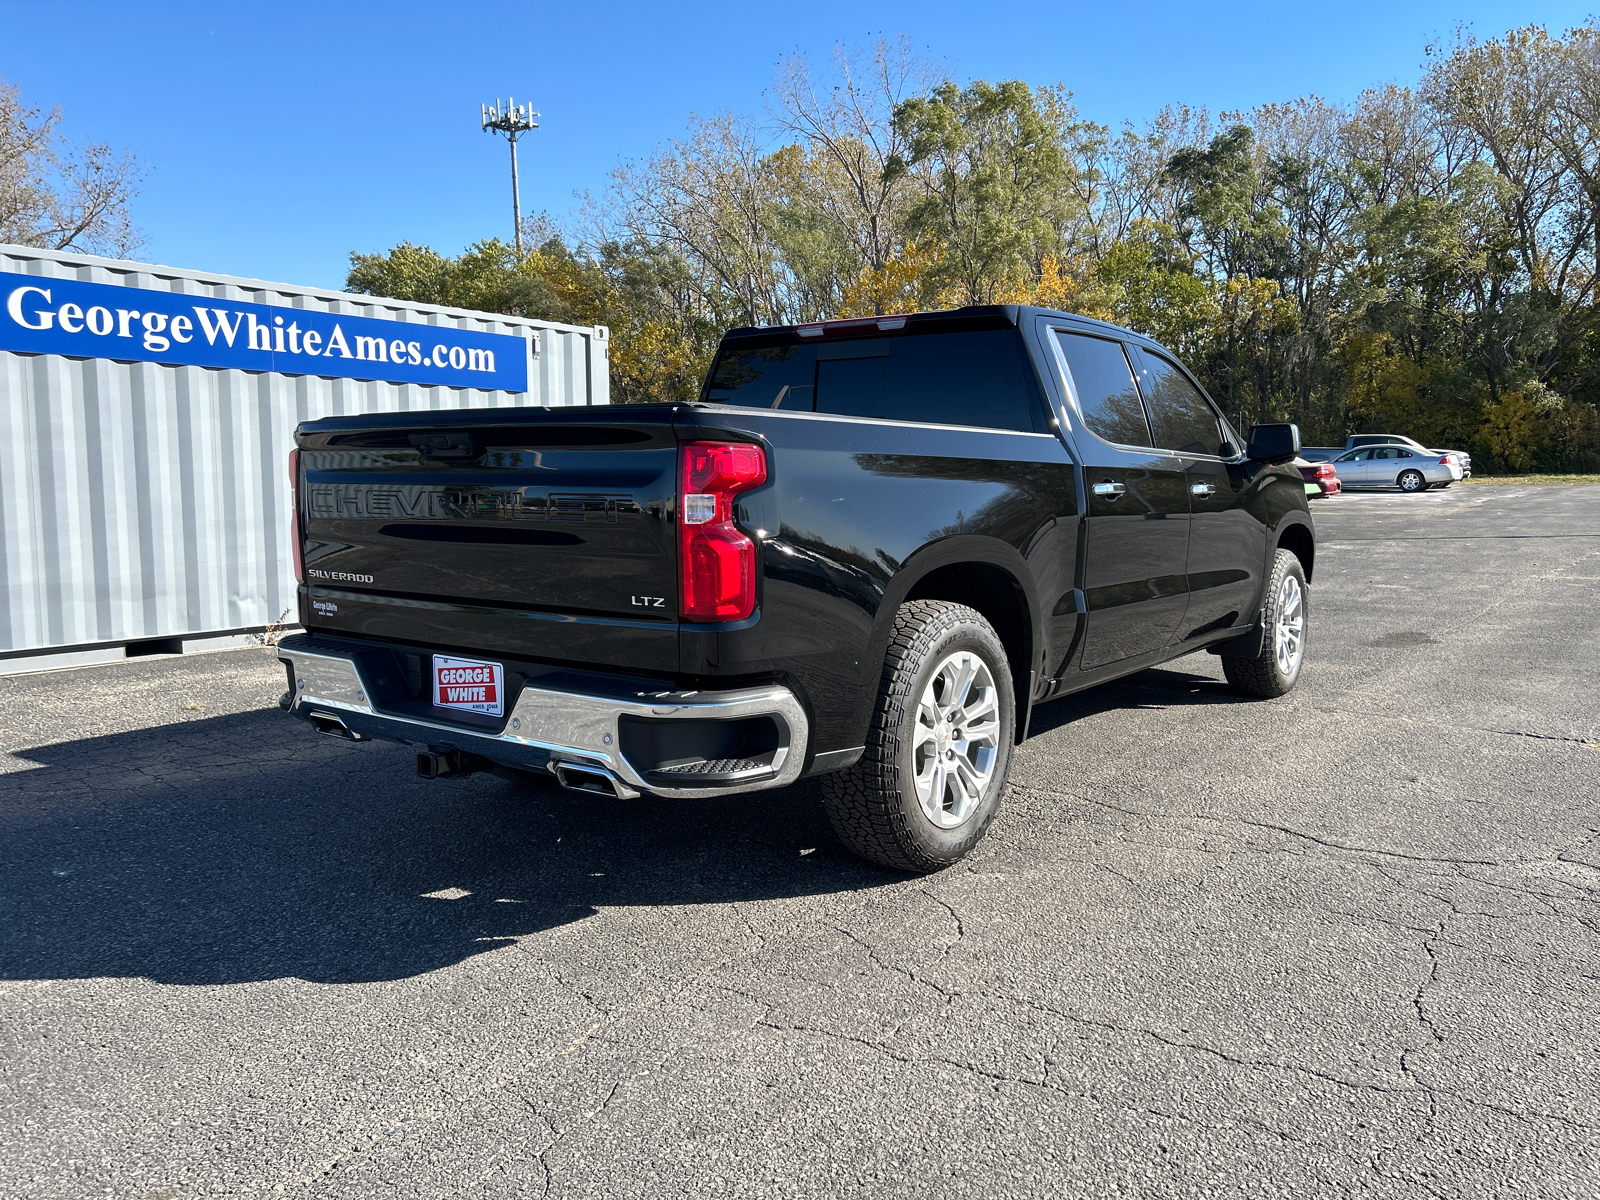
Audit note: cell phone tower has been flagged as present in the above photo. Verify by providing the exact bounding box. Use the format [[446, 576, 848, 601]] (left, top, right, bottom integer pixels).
[[481, 97, 540, 255]]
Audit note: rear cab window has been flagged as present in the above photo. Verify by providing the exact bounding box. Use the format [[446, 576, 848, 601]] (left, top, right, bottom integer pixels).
[[703, 325, 1042, 433]]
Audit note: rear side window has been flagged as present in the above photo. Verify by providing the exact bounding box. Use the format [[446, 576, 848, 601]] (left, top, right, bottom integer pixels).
[[1136, 350, 1230, 456], [706, 329, 1036, 431], [812, 330, 1036, 431], [1054, 331, 1151, 447], [704, 344, 817, 409]]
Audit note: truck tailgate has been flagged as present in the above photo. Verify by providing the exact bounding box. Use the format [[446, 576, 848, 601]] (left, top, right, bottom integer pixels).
[[296, 410, 680, 672]]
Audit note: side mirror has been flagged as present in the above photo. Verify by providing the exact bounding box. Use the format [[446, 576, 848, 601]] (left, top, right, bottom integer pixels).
[[1246, 422, 1300, 464]]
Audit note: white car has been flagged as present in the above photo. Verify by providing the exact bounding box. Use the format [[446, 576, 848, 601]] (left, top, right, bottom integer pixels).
[[1330, 443, 1464, 493]]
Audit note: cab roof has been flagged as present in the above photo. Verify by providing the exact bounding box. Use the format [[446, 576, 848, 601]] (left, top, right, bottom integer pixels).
[[719, 305, 1160, 351]]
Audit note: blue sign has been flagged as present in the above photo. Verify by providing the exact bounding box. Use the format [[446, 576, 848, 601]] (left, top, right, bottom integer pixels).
[[1, 270, 530, 392]]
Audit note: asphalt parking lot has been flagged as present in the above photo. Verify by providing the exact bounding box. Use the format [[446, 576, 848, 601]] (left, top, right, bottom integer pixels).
[[3, 483, 1598, 1199]]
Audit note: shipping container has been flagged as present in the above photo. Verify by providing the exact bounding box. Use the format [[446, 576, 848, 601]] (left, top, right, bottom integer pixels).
[[0, 244, 609, 673]]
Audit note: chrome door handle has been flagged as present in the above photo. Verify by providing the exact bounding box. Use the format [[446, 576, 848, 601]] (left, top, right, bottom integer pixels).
[[1191, 483, 1216, 497], [1092, 481, 1126, 499]]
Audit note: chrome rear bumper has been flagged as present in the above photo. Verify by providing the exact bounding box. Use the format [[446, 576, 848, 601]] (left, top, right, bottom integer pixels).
[[277, 638, 809, 800]]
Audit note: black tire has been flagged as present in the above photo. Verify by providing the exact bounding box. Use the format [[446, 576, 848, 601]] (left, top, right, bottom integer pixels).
[[1221, 550, 1308, 698], [1398, 469, 1426, 493], [821, 600, 1015, 873]]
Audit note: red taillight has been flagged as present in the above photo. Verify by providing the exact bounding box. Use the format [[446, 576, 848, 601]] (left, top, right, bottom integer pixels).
[[288, 448, 304, 584], [679, 441, 767, 621], [1439, 456, 1451, 465], [1316, 464, 1335, 478]]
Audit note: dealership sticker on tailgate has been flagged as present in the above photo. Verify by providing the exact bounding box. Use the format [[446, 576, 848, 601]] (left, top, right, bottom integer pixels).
[[433, 655, 504, 716]]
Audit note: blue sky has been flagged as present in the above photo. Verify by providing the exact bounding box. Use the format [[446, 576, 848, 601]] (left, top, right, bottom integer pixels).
[[3, 1, 1590, 290]]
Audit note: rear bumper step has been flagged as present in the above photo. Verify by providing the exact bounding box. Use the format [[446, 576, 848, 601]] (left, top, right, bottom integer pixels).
[[276, 635, 808, 800]]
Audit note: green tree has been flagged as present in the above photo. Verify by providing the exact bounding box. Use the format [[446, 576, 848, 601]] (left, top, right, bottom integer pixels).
[[889, 80, 1084, 303]]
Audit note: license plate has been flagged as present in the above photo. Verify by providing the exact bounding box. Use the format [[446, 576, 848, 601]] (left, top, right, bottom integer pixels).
[[433, 655, 504, 716]]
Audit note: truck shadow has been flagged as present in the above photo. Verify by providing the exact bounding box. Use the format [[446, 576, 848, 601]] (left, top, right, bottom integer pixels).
[[0, 708, 892, 987], [1025, 665, 1254, 739]]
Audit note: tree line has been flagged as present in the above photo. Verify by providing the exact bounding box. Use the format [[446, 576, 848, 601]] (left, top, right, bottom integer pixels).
[[348, 24, 1600, 472]]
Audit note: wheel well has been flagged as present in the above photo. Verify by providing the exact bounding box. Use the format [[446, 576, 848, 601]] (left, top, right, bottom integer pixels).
[[1278, 523, 1315, 583], [904, 562, 1032, 736]]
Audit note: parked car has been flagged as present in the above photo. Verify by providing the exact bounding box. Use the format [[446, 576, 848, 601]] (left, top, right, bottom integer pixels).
[[277, 305, 1316, 873], [1330, 443, 1463, 492], [1346, 433, 1471, 477], [1295, 457, 1341, 497]]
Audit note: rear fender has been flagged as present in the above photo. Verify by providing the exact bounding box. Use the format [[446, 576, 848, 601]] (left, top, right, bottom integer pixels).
[[869, 536, 1042, 743]]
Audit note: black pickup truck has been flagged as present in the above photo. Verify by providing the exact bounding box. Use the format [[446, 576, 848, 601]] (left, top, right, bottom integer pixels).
[[278, 305, 1314, 872]]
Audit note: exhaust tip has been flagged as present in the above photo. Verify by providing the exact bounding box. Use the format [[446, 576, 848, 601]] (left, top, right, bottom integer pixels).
[[550, 761, 636, 798], [308, 711, 364, 740]]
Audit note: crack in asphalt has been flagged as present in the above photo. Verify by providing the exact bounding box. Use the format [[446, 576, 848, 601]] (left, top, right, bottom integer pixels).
[[1013, 782, 1511, 866], [752, 1012, 1319, 1149], [528, 1077, 627, 1199]]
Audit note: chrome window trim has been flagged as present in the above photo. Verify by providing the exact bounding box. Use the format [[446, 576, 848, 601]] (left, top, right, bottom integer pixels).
[[694, 403, 1058, 438]]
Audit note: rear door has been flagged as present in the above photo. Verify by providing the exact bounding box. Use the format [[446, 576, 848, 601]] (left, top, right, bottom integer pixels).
[[1127, 345, 1263, 642], [1049, 328, 1191, 669], [1370, 446, 1396, 485]]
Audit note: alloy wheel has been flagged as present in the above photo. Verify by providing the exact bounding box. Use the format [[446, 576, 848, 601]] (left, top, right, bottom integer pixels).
[[912, 650, 1002, 829], [1274, 573, 1305, 677]]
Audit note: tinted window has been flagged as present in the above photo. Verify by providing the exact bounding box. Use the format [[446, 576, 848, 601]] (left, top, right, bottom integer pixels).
[[705, 344, 816, 409], [1138, 351, 1228, 456], [812, 330, 1035, 431], [1054, 332, 1151, 447]]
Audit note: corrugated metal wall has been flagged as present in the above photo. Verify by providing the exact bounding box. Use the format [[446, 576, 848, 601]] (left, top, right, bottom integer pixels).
[[0, 245, 610, 659]]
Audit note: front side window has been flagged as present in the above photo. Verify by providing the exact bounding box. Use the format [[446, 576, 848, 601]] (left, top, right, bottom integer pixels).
[[1053, 331, 1151, 447], [1338, 449, 1372, 462], [1136, 350, 1230, 456]]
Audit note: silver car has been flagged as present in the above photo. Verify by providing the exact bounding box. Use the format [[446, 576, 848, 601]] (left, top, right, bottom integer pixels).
[[1331, 443, 1464, 493], [1345, 433, 1472, 477]]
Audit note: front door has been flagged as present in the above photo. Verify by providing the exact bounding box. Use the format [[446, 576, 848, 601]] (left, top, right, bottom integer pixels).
[[1334, 448, 1373, 485], [1049, 329, 1191, 670], [1127, 346, 1264, 641]]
